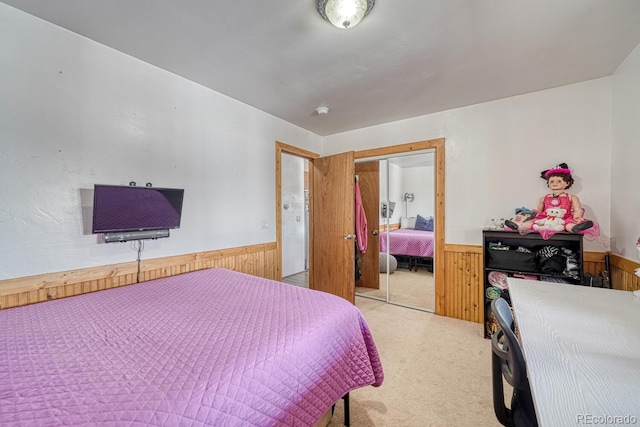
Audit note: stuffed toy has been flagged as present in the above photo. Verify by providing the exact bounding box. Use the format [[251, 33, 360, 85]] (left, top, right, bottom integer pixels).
[[506, 207, 536, 229], [532, 207, 566, 231]]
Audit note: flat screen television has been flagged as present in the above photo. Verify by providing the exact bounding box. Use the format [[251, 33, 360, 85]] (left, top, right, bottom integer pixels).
[[92, 185, 184, 233]]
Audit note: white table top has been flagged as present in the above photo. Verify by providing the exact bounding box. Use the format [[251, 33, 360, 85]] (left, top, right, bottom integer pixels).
[[507, 278, 640, 427]]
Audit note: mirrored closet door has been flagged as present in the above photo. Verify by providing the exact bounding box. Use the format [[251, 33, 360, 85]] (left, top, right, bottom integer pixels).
[[355, 151, 436, 312]]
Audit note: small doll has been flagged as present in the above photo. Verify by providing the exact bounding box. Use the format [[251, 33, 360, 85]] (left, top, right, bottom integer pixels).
[[508, 207, 536, 228], [505, 163, 599, 239]]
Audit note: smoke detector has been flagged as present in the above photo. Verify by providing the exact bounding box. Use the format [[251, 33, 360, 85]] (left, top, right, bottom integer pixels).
[[316, 106, 329, 115]]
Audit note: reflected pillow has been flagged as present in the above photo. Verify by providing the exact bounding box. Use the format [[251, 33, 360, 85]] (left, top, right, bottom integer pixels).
[[415, 214, 434, 231], [400, 217, 416, 229]]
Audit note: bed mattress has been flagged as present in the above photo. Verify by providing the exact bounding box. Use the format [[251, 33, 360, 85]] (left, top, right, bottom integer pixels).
[[0, 268, 383, 426]]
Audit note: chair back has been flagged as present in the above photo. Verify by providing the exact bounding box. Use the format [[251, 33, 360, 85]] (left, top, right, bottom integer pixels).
[[491, 298, 538, 427], [492, 298, 526, 388]]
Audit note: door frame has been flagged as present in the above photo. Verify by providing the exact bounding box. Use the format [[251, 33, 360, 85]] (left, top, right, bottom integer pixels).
[[354, 138, 445, 315], [275, 138, 445, 315]]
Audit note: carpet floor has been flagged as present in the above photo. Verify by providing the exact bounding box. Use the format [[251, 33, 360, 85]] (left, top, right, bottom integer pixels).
[[330, 297, 502, 426], [356, 269, 435, 312]]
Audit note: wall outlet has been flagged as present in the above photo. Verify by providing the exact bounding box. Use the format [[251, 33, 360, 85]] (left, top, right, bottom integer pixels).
[[261, 219, 269, 229]]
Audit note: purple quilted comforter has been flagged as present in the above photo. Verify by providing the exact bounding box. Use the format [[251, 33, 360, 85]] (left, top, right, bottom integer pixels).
[[380, 228, 434, 257], [0, 268, 383, 426]]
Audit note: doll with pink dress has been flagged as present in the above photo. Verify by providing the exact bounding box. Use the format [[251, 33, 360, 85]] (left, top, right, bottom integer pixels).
[[505, 163, 599, 240]]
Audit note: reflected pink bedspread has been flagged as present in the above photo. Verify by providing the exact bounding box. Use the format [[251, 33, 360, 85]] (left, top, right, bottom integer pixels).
[[0, 268, 383, 426], [380, 228, 435, 257]]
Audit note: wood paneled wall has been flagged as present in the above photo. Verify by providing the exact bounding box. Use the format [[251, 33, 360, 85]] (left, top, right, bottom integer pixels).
[[379, 223, 400, 232], [2, 240, 637, 324], [443, 245, 484, 322], [442, 245, 619, 324], [609, 253, 640, 292], [0, 243, 277, 310]]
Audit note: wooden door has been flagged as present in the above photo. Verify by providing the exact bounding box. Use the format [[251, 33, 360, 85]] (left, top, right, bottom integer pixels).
[[311, 151, 355, 304], [355, 161, 380, 289]]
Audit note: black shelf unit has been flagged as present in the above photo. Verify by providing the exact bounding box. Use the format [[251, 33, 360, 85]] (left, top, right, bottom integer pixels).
[[482, 230, 584, 338]]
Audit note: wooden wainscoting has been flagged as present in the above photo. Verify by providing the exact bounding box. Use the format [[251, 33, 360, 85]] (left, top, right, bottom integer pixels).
[[443, 244, 609, 324], [609, 253, 640, 291], [584, 251, 607, 275], [0, 243, 278, 310], [3, 241, 635, 321], [443, 244, 484, 323], [379, 223, 400, 232]]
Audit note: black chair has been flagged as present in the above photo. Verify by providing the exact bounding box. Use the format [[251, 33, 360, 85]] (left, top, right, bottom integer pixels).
[[491, 298, 538, 427]]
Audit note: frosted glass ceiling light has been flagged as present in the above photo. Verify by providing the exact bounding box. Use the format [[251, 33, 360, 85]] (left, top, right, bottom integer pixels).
[[317, 0, 375, 29]]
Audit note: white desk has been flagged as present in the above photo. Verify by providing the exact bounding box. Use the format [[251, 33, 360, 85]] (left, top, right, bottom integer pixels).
[[508, 278, 640, 427]]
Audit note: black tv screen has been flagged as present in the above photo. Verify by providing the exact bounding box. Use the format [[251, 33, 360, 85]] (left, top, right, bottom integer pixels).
[[92, 185, 184, 233]]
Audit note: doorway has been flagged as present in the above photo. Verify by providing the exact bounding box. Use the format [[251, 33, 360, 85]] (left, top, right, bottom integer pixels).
[[275, 138, 445, 313], [280, 152, 310, 288]]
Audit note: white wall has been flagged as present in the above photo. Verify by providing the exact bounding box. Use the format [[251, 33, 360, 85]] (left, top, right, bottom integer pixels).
[[323, 79, 612, 251], [379, 161, 434, 224], [379, 161, 404, 224], [281, 154, 306, 277], [3, 3, 636, 282], [0, 4, 322, 279], [612, 42, 640, 260], [403, 165, 434, 219]]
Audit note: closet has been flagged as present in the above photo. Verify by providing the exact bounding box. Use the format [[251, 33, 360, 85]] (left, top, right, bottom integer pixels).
[[355, 151, 436, 312]]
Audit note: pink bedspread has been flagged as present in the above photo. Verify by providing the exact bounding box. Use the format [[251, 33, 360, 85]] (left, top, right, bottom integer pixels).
[[0, 268, 383, 426], [380, 228, 435, 257]]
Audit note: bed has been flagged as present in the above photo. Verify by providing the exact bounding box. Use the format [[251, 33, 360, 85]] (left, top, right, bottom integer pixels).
[[379, 228, 435, 272], [379, 228, 435, 258], [0, 268, 384, 426]]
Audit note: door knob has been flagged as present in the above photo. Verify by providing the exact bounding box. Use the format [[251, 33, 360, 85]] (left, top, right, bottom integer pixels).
[[372, 230, 379, 235], [344, 234, 355, 240]]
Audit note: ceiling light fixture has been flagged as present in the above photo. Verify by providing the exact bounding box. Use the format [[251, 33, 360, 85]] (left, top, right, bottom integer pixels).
[[317, 106, 329, 115], [316, 0, 375, 30]]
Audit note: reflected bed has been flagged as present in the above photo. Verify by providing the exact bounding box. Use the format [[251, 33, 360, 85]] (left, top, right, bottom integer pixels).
[[380, 228, 435, 258]]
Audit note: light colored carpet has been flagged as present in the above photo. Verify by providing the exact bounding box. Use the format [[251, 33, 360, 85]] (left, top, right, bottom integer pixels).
[[356, 269, 435, 312], [330, 297, 502, 427]]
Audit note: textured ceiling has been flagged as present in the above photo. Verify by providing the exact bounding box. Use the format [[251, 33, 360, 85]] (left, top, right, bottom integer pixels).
[[3, 0, 640, 136]]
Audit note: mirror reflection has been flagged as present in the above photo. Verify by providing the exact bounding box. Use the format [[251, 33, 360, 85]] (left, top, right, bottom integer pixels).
[[355, 151, 435, 312]]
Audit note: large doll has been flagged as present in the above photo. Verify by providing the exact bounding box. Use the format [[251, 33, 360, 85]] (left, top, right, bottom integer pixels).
[[505, 163, 599, 239]]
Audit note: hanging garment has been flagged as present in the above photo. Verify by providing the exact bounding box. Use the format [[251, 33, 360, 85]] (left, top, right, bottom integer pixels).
[[355, 178, 368, 253], [354, 243, 362, 281]]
